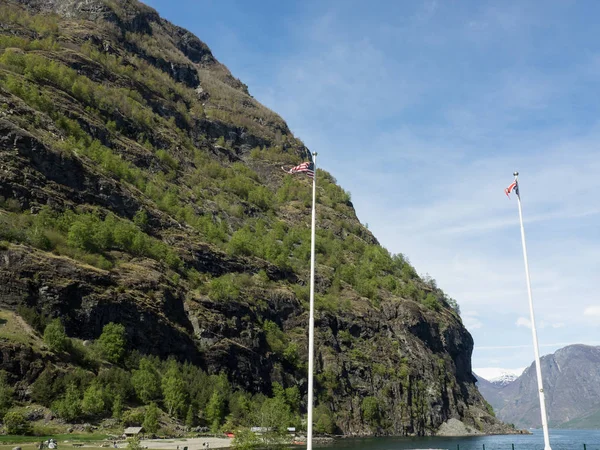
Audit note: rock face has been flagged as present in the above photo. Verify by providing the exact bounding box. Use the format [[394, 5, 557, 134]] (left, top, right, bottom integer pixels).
[[436, 418, 482, 436], [0, 0, 513, 436], [476, 345, 600, 429]]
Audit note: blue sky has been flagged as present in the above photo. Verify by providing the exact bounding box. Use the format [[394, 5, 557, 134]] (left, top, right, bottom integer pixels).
[[145, 0, 600, 374]]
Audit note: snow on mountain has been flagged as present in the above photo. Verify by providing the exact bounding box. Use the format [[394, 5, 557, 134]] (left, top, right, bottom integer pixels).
[[474, 367, 524, 385]]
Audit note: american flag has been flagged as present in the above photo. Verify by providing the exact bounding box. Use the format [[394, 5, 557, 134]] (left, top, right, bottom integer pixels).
[[505, 180, 519, 198], [283, 161, 314, 178]]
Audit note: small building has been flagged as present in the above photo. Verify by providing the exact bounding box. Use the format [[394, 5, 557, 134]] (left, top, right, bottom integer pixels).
[[250, 426, 273, 435], [123, 427, 144, 438]]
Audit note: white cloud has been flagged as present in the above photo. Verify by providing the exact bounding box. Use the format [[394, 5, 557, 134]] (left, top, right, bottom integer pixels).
[[463, 311, 483, 330], [516, 317, 532, 329], [584, 306, 600, 318]]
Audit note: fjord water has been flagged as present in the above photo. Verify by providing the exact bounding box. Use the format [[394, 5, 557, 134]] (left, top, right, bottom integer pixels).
[[314, 429, 600, 450]]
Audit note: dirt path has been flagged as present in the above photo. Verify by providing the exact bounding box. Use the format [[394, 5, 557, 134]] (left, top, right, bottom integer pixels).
[[139, 437, 233, 450]]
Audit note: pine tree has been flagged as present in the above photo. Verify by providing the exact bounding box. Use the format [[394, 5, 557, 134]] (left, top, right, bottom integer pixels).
[[185, 404, 196, 428]]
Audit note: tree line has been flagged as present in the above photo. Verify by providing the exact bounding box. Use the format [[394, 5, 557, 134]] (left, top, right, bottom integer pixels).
[[0, 318, 338, 438]]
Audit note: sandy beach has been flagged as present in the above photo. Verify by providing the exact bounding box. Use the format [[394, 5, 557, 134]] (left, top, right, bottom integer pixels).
[[139, 437, 233, 449]]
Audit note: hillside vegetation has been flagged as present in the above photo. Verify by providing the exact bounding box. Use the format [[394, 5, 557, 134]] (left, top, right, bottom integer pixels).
[[0, 0, 509, 438]]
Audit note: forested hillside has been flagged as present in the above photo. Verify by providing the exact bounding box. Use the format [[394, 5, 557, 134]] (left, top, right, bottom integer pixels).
[[0, 0, 511, 437]]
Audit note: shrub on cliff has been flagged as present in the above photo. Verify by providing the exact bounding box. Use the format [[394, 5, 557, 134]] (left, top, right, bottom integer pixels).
[[361, 396, 380, 428], [98, 323, 126, 363], [314, 404, 335, 434], [44, 319, 70, 353]]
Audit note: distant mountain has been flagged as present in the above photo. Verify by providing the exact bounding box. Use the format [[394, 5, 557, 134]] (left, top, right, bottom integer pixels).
[[490, 372, 520, 387], [475, 368, 523, 386], [476, 345, 600, 429]]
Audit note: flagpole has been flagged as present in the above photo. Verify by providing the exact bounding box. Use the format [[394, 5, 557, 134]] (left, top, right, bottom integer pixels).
[[307, 152, 317, 450], [513, 171, 551, 450]]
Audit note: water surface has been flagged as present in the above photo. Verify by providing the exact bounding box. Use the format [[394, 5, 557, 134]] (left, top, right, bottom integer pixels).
[[314, 429, 600, 450]]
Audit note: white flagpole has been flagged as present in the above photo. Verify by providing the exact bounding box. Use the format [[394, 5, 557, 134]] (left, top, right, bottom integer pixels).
[[307, 152, 317, 450], [512, 171, 551, 450]]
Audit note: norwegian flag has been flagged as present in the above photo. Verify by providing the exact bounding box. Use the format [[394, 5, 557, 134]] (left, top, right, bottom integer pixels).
[[505, 180, 520, 198], [282, 161, 314, 178]]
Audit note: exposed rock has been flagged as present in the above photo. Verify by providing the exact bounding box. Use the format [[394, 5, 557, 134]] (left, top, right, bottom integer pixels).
[[436, 418, 482, 436]]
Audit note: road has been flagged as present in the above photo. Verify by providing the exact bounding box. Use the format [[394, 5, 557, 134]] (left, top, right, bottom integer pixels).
[[139, 437, 232, 450]]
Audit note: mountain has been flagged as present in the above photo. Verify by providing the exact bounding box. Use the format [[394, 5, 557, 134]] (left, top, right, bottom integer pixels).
[[0, 0, 513, 436], [476, 345, 600, 429], [491, 373, 519, 387], [475, 368, 522, 387]]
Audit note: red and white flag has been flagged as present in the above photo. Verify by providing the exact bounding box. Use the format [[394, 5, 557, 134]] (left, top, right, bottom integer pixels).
[[282, 161, 314, 178], [505, 180, 519, 198]]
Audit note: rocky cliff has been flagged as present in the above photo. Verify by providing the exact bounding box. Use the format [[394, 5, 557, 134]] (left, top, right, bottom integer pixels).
[[0, 0, 512, 435], [477, 345, 600, 429]]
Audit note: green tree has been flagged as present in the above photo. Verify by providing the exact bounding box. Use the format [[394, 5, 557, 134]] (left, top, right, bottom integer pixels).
[[284, 386, 301, 414], [31, 368, 60, 406], [208, 275, 240, 302], [98, 322, 126, 363], [122, 409, 144, 426], [185, 404, 196, 428], [52, 382, 82, 422], [3, 410, 32, 435], [112, 394, 124, 419], [143, 402, 159, 434], [43, 318, 70, 352], [361, 396, 380, 428], [127, 436, 142, 450], [98, 367, 133, 403], [255, 396, 291, 433], [131, 358, 161, 404], [81, 383, 105, 418], [228, 391, 251, 426], [133, 209, 149, 230], [0, 371, 14, 415], [231, 428, 260, 449], [423, 293, 441, 312], [206, 390, 226, 432], [161, 361, 187, 417], [314, 404, 334, 434]]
